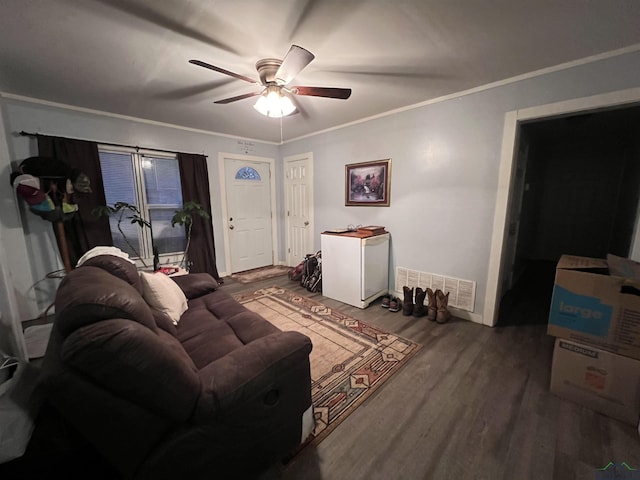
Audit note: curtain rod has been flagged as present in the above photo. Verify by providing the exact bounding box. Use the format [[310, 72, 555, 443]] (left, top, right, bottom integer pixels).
[[18, 131, 208, 158]]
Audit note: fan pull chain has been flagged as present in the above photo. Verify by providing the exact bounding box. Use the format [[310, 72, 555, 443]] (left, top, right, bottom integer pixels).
[[280, 114, 284, 144]]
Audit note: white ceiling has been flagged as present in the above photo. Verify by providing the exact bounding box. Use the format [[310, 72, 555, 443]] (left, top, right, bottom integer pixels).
[[1, 0, 640, 143]]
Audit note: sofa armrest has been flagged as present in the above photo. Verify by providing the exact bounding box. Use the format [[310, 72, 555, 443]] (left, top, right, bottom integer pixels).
[[194, 331, 312, 421], [171, 273, 218, 299]]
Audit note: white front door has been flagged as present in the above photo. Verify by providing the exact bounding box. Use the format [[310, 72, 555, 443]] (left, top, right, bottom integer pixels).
[[284, 153, 313, 267], [224, 157, 273, 273]]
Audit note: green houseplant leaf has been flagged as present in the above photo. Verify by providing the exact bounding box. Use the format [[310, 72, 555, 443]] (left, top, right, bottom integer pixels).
[[171, 201, 210, 269], [92, 202, 151, 266]]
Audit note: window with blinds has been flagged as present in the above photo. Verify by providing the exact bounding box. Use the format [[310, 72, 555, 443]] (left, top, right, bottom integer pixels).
[[99, 148, 185, 263]]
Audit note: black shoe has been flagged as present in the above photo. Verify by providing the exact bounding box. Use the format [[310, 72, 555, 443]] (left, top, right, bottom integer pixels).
[[389, 297, 401, 312], [381, 294, 391, 308]]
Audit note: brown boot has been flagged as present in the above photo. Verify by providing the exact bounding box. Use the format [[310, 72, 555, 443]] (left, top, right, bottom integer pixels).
[[435, 289, 451, 324], [412, 287, 426, 317], [426, 288, 437, 321], [402, 286, 414, 316]]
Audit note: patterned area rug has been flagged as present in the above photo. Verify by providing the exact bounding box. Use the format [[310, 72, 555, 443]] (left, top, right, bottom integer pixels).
[[234, 287, 421, 446], [230, 265, 290, 284]]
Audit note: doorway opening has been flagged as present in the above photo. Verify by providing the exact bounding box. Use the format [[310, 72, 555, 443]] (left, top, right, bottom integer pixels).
[[497, 104, 640, 326]]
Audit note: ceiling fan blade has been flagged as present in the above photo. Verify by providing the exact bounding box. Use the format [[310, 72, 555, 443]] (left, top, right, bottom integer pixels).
[[154, 79, 236, 100], [291, 86, 352, 99], [214, 91, 263, 104], [275, 45, 315, 85], [189, 59, 259, 85], [94, 0, 241, 55]]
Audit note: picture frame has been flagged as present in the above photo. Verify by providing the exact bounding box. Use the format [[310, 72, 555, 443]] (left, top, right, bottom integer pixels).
[[345, 159, 391, 206]]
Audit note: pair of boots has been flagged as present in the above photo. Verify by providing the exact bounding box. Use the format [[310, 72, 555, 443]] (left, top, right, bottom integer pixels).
[[402, 286, 450, 323]]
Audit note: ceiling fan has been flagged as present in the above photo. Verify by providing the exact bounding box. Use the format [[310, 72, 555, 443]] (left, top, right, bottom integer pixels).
[[189, 45, 352, 117]]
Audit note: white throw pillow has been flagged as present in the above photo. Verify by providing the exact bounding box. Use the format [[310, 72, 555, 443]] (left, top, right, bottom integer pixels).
[[139, 271, 188, 325], [76, 245, 135, 267]]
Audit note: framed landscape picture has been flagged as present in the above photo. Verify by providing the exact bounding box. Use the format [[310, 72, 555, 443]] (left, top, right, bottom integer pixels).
[[345, 159, 391, 206]]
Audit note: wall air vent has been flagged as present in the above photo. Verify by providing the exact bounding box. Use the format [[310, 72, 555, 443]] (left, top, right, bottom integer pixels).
[[395, 267, 476, 313]]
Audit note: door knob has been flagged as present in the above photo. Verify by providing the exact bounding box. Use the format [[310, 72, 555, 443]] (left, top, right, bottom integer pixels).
[[230, 225, 234, 230], [304, 221, 309, 226]]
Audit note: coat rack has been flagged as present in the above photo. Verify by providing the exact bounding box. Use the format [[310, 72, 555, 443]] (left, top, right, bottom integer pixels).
[[25, 175, 76, 274], [11, 158, 86, 274], [53, 220, 72, 273]]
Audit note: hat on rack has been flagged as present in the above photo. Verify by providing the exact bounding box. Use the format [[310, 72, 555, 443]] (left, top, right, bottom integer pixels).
[[13, 174, 46, 205]]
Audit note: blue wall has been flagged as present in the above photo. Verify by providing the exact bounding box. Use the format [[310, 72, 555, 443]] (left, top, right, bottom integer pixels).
[[281, 49, 640, 320]]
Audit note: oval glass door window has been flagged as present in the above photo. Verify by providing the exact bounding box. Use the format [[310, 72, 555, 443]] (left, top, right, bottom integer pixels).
[[235, 166, 261, 181]]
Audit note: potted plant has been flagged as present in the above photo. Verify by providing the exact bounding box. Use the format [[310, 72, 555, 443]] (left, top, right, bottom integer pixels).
[[171, 201, 210, 270], [92, 202, 151, 267]]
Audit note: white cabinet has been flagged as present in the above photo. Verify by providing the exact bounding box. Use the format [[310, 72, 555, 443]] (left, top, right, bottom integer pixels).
[[321, 232, 389, 308]]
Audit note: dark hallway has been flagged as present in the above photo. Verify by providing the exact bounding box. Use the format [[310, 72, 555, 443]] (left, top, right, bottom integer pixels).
[[497, 260, 556, 326]]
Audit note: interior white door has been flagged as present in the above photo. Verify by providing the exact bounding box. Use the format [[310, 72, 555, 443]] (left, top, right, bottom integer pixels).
[[284, 154, 313, 267], [224, 158, 273, 273]]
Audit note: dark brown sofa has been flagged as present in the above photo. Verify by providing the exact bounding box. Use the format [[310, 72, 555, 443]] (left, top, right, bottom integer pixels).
[[41, 254, 313, 479]]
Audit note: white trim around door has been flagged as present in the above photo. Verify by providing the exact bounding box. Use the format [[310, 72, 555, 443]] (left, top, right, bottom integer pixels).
[[218, 152, 278, 275], [484, 86, 640, 327]]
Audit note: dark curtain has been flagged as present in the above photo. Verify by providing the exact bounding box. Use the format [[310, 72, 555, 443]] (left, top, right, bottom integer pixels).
[[37, 136, 111, 266], [177, 153, 222, 283]]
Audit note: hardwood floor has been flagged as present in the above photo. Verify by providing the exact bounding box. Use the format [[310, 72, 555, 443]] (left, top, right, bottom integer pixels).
[[4, 267, 639, 479], [247, 268, 640, 480]]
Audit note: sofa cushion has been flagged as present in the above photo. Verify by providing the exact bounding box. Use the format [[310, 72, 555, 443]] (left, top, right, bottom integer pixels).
[[152, 309, 178, 336], [178, 315, 244, 369], [171, 273, 218, 299], [187, 289, 248, 320], [177, 290, 280, 368], [140, 272, 188, 325], [81, 254, 143, 294], [55, 266, 157, 336]]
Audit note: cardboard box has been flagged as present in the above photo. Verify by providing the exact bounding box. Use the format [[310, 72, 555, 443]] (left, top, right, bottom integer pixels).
[[547, 255, 640, 360], [550, 338, 640, 425]]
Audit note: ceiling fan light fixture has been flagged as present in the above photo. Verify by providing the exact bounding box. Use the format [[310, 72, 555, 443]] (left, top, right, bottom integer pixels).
[[254, 86, 296, 118]]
